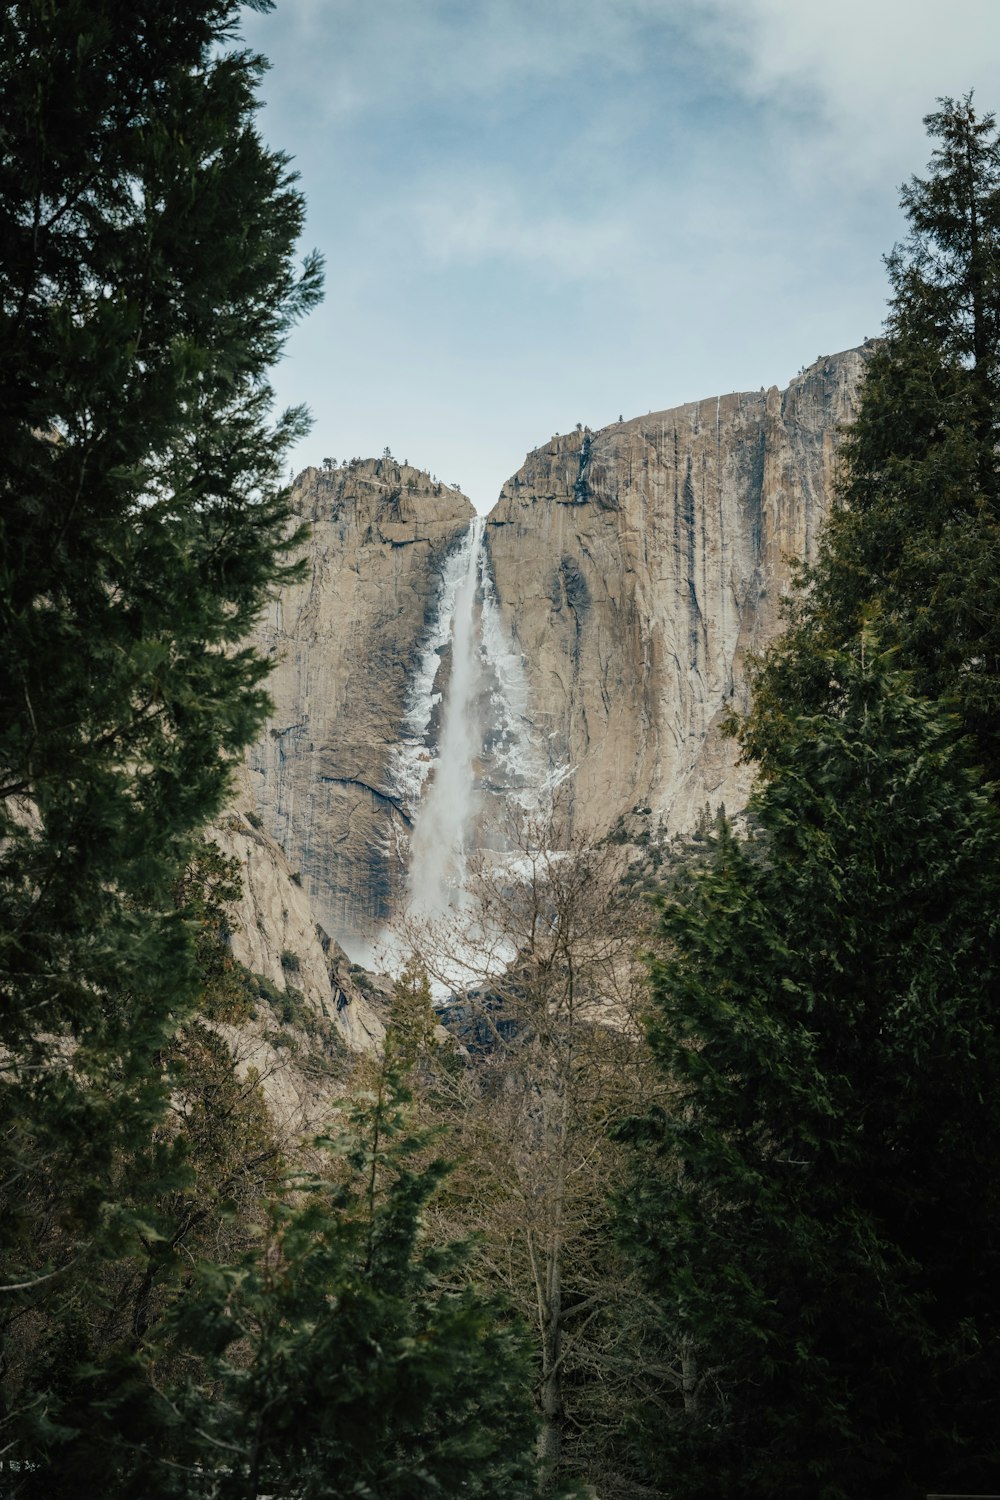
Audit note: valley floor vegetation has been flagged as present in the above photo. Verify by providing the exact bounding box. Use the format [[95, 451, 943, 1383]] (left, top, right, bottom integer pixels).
[[2, 0, 1000, 1494]]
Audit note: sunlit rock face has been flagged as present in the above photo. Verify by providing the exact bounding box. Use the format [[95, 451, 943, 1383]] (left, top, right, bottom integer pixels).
[[202, 774, 388, 1117], [247, 459, 474, 953], [485, 349, 866, 838]]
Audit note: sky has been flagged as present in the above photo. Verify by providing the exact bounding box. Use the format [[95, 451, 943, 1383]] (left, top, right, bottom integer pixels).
[[241, 0, 1000, 514]]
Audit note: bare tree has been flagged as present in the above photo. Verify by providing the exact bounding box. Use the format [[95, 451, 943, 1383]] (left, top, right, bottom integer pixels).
[[400, 809, 665, 1493]]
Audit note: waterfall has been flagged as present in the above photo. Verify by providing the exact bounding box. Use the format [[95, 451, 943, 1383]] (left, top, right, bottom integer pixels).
[[389, 516, 566, 938], [405, 518, 485, 919]]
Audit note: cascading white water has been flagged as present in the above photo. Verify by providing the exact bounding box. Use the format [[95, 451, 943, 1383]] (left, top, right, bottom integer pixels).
[[405, 518, 485, 919], [391, 521, 482, 815], [389, 516, 567, 941], [478, 541, 572, 809]]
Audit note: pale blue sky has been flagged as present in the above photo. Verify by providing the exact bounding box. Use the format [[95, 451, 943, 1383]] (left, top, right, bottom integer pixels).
[[242, 0, 1000, 513]]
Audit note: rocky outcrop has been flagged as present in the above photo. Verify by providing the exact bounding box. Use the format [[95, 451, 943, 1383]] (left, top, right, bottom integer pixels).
[[248, 459, 474, 952], [485, 348, 867, 836], [208, 777, 389, 1127]]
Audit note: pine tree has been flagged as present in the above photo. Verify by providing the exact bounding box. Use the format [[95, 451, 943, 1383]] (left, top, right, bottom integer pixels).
[[745, 95, 1000, 780], [615, 94, 1000, 1500], [152, 1062, 541, 1498], [0, 0, 320, 1459], [619, 640, 1000, 1498]]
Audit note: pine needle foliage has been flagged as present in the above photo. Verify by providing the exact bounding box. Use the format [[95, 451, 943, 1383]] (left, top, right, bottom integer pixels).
[[619, 642, 1000, 1498], [0, 0, 320, 1477], [744, 96, 1000, 781], [0, 0, 320, 1280], [618, 96, 1000, 1498], [153, 1064, 541, 1499]]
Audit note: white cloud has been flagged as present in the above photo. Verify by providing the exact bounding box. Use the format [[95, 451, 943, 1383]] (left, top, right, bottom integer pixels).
[[689, 0, 1000, 184], [245, 0, 1000, 508], [244, 0, 685, 123], [248, 0, 1000, 150]]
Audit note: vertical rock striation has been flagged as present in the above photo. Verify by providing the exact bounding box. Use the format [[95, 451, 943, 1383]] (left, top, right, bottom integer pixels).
[[248, 459, 474, 952], [485, 348, 867, 836]]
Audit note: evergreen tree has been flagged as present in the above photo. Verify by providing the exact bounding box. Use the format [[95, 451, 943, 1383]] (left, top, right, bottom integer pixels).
[[746, 96, 1000, 779], [153, 1062, 540, 1498], [616, 94, 1000, 1500], [619, 640, 1000, 1498], [3, 844, 289, 1496], [0, 0, 320, 1461]]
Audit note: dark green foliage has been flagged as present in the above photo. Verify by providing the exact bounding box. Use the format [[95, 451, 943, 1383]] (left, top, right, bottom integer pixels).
[[617, 97, 1000, 1499], [148, 1067, 537, 1498], [0, 0, 319, 1277], [180, 1068, 542, 1500], [0, 0, 323, 1479], [746, 96, 1000, 781], [2, 841, 287, 1491], [620, 642, 1000, 1497]]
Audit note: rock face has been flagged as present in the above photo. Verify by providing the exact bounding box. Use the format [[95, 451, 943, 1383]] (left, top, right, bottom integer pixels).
[[214, 785, 387, 1058], [246, 350, 867, 950], [208, 774, 388, 1119], [248, 459, 474, 953], [485, 348, 867, 836]]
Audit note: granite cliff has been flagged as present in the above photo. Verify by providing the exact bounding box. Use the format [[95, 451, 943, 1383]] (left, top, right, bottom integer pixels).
[[215, 779, 386, 1058], [248, 458, 474, 952], [205, 775, 387, 1129], [248, 350, 866, 951], [486, 347, 867, 837]]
